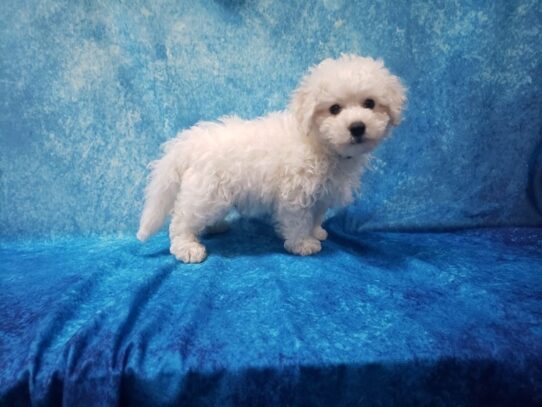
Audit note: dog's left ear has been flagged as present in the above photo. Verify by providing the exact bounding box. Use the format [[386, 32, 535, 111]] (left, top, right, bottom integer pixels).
[[289, 79, 316, 135], [383, 74, 407, 126]]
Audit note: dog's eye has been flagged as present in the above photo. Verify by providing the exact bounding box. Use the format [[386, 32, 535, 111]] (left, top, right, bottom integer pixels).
[[329, 104, 342, 115], [363, 99, 375, 109]]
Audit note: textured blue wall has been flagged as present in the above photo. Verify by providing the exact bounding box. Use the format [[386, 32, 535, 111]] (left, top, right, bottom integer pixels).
[[1, 0, 541, 236]]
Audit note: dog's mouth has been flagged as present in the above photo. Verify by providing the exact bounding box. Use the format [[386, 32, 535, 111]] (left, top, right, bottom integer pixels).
[[337, 139, 378, 159], [349, 137, 378, 146], [343, 138, 377, 149]]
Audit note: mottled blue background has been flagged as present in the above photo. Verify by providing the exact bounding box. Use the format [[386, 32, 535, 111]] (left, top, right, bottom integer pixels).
[[1, 0, 541, 236], [1, 2, 542, 404]]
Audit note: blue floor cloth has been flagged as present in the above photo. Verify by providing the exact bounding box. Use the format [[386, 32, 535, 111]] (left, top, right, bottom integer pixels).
[[1, 223, 541, 405]]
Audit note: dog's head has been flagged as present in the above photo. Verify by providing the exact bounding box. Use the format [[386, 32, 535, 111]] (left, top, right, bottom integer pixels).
[[290, 54, 406, 158]]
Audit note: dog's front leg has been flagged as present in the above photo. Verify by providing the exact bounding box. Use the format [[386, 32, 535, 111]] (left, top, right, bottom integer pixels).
[[312, 203, 328, 241], [278, 206, 322, 256]]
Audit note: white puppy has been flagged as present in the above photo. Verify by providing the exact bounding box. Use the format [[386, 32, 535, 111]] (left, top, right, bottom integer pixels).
[[137, 54, 406, 263]]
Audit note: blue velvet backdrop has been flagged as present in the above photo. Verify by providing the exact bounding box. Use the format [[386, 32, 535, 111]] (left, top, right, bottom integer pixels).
[[1, 0, 541, 236], [1, 1, 542, 406]]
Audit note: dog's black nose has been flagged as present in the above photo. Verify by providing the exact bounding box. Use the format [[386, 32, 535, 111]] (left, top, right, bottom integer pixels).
[[349, 122, 366, 142]]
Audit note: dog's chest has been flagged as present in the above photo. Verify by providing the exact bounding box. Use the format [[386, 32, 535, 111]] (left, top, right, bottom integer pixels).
[[320, 163, 363, 206]]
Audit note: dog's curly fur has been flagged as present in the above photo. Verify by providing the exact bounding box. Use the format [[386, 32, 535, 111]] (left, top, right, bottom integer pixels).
[[137, 54, 406, 263]]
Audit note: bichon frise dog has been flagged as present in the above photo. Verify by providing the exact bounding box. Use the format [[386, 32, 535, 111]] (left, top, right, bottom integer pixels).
[[137, 54, 406, 263]]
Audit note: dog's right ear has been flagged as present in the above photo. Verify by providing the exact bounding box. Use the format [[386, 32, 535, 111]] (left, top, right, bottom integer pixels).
[[289, 80, 316, 136], [382, 73, 407, 126]]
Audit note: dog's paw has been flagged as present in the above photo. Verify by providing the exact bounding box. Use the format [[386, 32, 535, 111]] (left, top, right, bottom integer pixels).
[[312, 226, 328, 241], [170, 239, 207, 263], [284, 238, 322, 256]]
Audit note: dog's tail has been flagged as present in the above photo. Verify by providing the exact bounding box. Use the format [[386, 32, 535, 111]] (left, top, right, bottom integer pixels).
[[137, 139, 184, 242]]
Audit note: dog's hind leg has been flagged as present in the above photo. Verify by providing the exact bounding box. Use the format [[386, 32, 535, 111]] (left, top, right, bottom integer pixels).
[[169, 172, 230, 263], [169, 231, 207, 264]]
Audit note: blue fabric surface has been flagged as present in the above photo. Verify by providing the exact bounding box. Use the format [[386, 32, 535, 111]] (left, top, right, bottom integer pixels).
[[1, 0, 541, 236], [1, 1, 541, 405], [1, 224, 541, 405]]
